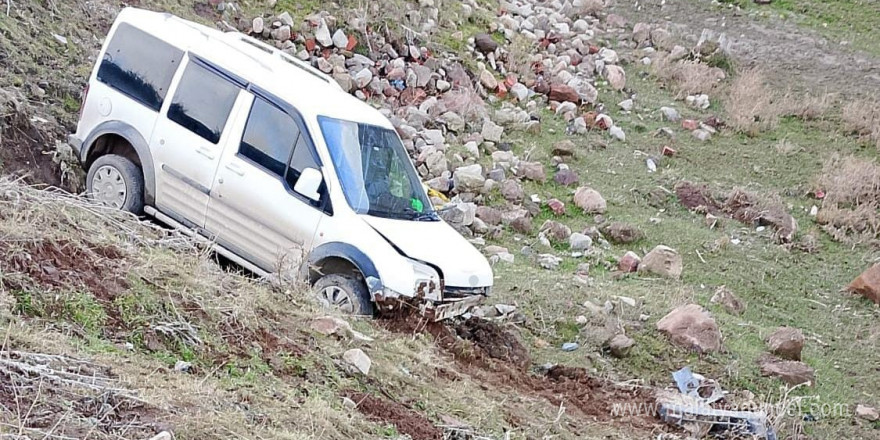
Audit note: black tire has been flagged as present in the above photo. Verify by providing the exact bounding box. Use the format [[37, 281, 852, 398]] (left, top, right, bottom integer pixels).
[[314, 274, 375, 316], [86, 154, 145, 214]]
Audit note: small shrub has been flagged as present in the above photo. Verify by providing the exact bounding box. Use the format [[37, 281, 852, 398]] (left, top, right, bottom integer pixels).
[[780, 91, 834, 121], [651, 58, 725, 98], [815, 155, 880, 243], [724, 68, 782, 136], [842, 98, 880, 149]]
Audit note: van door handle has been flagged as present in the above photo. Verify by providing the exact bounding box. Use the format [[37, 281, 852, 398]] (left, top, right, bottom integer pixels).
[[196, 147, 215, 160], [225, 163, 245, 176]]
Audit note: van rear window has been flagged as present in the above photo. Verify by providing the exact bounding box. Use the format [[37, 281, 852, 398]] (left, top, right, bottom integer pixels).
[[97, 23, 183, 111]]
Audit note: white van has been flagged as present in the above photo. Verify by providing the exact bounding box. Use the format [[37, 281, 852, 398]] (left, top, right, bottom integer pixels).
[[69, 8, 493, 320]]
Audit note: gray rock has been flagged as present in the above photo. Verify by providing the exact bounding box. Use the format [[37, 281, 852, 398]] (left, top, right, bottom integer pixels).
[[561, 342, 579, 351], [332, 29, 348, 49], [422, 129, 445, 146], [660, 106, 680, 122], [271, 25, 291, 41], [608, 334, 635, 358], [315, 20, 333, 47], [539, 254, 563, 270], [500, 179, 524, 202], [174, 360, 192, 372], [481, 120, 504, 142], [354, 68, 373, 89], [332, 73, 354, 92], [277, 11, 294, 26], [510, 83, 530, 102], [343, 348, 372, 375], [569, 233, 593, 251], [424, 150, 448, 176], [453, 164, 486, 193], [252, 17, 264, 34], [441, 112, 465, 133]]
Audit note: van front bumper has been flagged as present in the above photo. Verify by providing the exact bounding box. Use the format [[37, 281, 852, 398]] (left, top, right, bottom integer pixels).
[[429, 295, 485, 321]]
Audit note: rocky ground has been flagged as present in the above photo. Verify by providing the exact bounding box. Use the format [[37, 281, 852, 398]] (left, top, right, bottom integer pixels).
[[2, 0, 880, 439]]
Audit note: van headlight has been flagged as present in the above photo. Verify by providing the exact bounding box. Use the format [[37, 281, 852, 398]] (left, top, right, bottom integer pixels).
[[407, 258, 442, 301]]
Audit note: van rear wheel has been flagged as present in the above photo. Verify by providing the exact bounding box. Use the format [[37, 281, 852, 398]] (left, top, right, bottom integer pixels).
[[87, 154, 144, 214], [314, 274, 374, 316]]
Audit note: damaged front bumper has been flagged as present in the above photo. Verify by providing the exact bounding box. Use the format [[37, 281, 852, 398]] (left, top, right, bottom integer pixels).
[[368, 277, 487, 321]]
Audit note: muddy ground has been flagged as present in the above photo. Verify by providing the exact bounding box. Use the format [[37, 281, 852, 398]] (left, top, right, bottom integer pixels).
[[610, 0, 880, 97]]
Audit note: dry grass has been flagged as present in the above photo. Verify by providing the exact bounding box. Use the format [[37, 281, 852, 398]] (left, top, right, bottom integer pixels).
[[651, 58, 726, 98], [841, 97, 880, 149], [778, 90, 835, 121], [724, 68, 783, 136], [815, 155, 880, 243]]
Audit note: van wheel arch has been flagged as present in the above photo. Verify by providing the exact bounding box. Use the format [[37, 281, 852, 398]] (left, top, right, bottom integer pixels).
[[302, 243, 383, 294], [81, 121, 157, 205]]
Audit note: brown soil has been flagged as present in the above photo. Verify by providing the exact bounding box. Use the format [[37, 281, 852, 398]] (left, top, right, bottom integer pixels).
[[676, 181, 798, 243], [675, 181, 720, 213], [380, 311, 670, 433], [343, 390, 444, 440], [0, 109, 67, 189], [0, 238, 129, 302]]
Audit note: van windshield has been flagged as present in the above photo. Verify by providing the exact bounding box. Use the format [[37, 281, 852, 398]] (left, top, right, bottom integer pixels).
[[319, 117, 437, 221]]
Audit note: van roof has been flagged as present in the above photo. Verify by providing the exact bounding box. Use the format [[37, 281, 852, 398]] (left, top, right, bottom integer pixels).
[[115, 8, 392, 129]]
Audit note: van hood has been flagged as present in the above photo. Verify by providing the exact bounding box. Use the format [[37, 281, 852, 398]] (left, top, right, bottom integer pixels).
[[360, 215, 493, 288]]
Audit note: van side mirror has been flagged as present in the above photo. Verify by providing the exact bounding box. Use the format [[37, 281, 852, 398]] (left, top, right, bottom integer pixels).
[[294, 167, 323, 202]]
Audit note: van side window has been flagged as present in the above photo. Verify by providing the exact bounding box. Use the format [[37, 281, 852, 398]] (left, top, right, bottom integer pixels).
[[285, 135, 319, 189], [167, 62, 239, 144], [239, 98, 299, 176], [97, 23, 183, 111]]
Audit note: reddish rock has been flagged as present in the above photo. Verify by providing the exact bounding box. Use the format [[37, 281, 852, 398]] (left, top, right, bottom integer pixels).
[[766, 327, 805, 361], [848, 264, 880, 304], [547, 199, 565, 216], [662, 146, 677, 157], [656, 304, 722, 353], [583, 111, 598, 129], [548, 84, 580, 104], [618, 251, 641, 272], [759, 355, 815, 386], [346, 35, 358, 51], [682, 119, 698, 130], [305, 39, 317, 52]]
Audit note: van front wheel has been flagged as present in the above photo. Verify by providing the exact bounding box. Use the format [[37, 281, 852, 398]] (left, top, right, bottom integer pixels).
[[314, 274, 374, 316], [87, 154, 144, 214]]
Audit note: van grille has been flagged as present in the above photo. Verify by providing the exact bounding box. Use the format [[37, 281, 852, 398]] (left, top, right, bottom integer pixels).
[[443, 286, 490, 299]]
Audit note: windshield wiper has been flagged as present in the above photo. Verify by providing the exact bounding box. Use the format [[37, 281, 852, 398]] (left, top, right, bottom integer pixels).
[[404, 207, 438, 222]]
